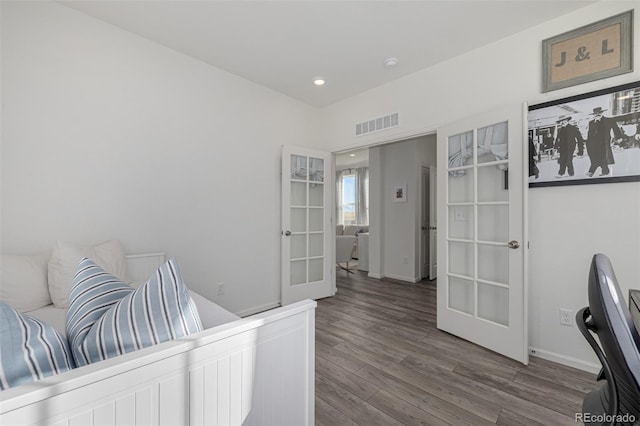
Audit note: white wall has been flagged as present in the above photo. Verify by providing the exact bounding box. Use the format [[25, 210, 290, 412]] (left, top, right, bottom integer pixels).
[[319, 1, 640, 370], [0, 1, 320, 315], [368, 135, 436, 282]]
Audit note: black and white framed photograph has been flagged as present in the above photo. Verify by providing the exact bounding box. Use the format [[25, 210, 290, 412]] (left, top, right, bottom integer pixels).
[[392, 184, 407, 202], [529, 81, 640, 188]]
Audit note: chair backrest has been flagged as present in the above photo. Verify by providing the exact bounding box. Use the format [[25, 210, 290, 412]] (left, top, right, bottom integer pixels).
[[588, 253, 640, 418], [335, 236, 356, 263]]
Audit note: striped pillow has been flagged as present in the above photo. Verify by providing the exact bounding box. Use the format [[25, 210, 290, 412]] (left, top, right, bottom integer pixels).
[[66, 258, 202, 367], [0, 302, 75, 390]]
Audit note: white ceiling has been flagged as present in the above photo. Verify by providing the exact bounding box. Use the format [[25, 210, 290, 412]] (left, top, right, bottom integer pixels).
[[336, 148, 369, 169], [60, 0, 595, 108]]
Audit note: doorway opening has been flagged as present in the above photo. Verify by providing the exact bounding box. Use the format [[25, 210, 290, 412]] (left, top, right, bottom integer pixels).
[[334, 134, 437, 284]]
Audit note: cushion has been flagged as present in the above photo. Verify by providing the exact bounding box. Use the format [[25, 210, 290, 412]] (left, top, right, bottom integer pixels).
[[0, 302, 75, 390], [344, 225, 369, 235], [336, 224, 344, 235], [1, 252, 52, 312], [48, 240, 127, 308], [66, 258, 202, 367]]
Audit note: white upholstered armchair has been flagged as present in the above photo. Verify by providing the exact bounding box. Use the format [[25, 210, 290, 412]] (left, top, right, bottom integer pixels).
[[336, 235, 357, 273]]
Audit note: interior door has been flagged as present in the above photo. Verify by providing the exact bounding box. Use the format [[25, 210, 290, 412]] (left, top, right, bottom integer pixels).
[[428, 166, 437, 280], [437, 104, 528, 364], [281, 145, 334, 305]]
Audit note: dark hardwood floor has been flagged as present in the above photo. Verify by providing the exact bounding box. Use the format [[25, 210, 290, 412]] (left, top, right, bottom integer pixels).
[[314, 270, 597, 426]]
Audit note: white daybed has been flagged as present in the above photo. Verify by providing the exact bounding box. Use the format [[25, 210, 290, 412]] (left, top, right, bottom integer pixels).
[[0, 252, 316, 425]]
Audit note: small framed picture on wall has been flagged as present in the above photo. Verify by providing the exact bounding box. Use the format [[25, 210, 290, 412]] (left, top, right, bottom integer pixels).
[[392, 184, 407, 202]]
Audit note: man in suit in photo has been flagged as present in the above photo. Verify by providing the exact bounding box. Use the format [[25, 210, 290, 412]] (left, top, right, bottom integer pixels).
[[586, 106, 623, 177], [553, 115, 583, 178]]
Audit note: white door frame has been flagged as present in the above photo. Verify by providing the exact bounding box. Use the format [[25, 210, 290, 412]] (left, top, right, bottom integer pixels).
[[419, 166, 429, 279], [428, 166, 438, 281]]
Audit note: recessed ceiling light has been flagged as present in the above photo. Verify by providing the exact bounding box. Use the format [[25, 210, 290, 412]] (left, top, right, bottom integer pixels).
[[313, 77, 326, 86], [349, 153, 356, 157], [384, 57, 399, 69]]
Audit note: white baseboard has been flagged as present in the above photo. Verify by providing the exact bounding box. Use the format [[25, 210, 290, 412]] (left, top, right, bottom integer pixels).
[[368, 272, 383, 279], [529, 347, 600, 374], [384, 273, 421, 283], [236, 301, 281, 318]]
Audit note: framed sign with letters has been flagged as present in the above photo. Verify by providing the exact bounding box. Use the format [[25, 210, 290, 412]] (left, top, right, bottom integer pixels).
[[542, 11, 633, 92]]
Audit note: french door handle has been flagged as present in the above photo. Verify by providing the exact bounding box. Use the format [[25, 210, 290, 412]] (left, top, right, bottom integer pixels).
[[284, 230, 291, 236], [508, 240, 520, 249]]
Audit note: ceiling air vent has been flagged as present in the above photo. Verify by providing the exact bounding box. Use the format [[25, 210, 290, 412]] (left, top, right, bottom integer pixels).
[[355, 112, 399, 136]]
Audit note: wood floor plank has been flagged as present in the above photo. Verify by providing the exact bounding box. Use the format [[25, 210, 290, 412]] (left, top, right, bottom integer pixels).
[[399, 355, 576, 426], [316, 355, 379, 401], [315, 396, 359, 426], [317, 322, 409, 362], [316, 374, 404, 426], [356, 366, 498, 426], [454, 363, 582, 418], [359, 361, 502, 423], [513, 370, 588, 402], [524, 357, 597, 392], [367, 390, 451, 426], [316, 340, 368, 373], [496, 409, 547, 426], [314, 271, 597, 426]]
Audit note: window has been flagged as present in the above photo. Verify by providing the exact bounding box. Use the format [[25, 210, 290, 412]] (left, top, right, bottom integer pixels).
[[337, 168, 368, 226], [342, 174, 356, 224]]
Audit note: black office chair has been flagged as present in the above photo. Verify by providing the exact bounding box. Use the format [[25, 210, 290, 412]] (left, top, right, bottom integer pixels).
[[577, 254, 640, 425]]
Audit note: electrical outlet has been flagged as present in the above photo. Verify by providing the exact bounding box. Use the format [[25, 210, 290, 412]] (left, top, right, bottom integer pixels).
[[560, 308, 573, 326], [217, 282, 224, 296]]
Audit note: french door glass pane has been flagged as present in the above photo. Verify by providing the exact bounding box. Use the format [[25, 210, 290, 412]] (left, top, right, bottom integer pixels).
[[290, 260, 307, 285], [309, 258, 323, 281], [291, 182, 306, 206], [477, 121, 508, 164], [478, 244, 509, 285], [309, 158, 324, 182], [291, 208, 306, 232], [290, 234, 307, 260], [448, 241, 474, 278], [309, 183, 323, 207], [478, 283, 509, 326], [478, 165, 508, 203], [478, 205, 508, 242], [448, 206, 474, 240], [449, 277, 474, 315], [448, 131, 474, 168], [291, 155, 307, 180], [309, 208, 323, 232], [448, 171, 473, 203], [309, 233, 323, 257]]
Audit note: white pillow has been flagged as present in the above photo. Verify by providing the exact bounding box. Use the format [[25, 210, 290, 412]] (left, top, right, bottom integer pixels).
[[0, 252, 52, 312], [48, 240, 127, 308]]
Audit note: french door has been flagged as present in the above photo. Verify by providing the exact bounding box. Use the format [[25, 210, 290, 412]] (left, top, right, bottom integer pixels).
[[281, 146, 334, 305], [437, 104, 528, 363]]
